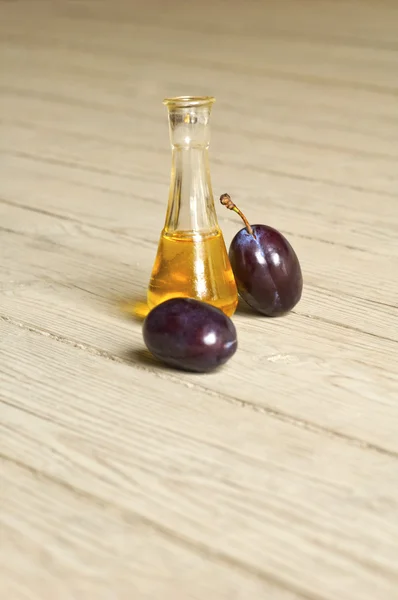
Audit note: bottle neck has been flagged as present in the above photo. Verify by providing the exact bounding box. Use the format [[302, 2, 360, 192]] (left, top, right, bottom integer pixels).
[[164, 145, 218, 236], [163, 97, 219, 237]]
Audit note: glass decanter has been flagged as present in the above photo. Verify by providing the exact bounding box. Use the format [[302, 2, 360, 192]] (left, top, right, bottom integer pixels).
[[147, 96, 238, 317]]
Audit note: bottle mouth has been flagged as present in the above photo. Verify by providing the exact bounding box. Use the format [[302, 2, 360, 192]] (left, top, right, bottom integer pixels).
[[163, 96, 215, 108]]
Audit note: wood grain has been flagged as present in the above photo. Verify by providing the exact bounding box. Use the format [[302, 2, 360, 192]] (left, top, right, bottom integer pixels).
[[0, 0, 398, 598], [2, 322, 398, 600]]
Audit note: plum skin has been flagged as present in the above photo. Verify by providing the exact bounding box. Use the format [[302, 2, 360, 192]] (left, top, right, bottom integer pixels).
[[143, 298, 237, 373], [229, 224, 303, 316]]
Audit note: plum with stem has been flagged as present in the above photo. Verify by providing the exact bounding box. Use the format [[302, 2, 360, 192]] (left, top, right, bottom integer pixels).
[[220, 193, 303, 317]]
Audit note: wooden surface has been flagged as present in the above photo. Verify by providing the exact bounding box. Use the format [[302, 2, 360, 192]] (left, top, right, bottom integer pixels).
[[1, 1, 398, 598]]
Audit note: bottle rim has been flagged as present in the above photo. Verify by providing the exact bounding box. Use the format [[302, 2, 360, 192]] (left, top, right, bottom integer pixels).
[[163, 96, 215, 108]]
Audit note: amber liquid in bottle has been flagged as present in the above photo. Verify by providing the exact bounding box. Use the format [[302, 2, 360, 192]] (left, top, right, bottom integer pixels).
[[147, 96, 238, 316], [148, 230, 237, 317]]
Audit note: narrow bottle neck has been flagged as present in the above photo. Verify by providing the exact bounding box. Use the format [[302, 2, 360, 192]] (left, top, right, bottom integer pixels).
[[163, 98, 219, 236], [164, 145, 218, 236]]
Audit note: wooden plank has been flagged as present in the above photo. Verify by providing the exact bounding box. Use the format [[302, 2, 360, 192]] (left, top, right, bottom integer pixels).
[[1, 321, 398, 600], [1, 81, 398, 197], [2, 461, 295, 600], [0, 161, 397, 306]]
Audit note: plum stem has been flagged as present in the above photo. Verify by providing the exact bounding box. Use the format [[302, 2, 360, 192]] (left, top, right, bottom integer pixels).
[[219, 193, 255, 237]]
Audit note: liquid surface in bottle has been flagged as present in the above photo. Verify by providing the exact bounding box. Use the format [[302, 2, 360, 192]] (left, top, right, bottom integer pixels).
[[147, 230, 238, 317]]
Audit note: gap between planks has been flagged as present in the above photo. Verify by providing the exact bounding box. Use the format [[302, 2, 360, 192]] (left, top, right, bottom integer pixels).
[[1, 142, 398, 201]]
